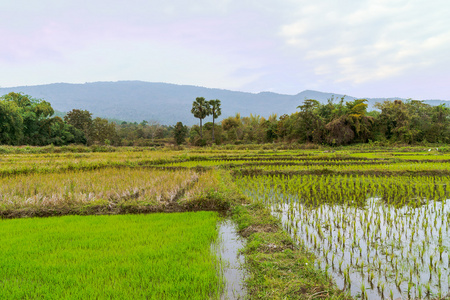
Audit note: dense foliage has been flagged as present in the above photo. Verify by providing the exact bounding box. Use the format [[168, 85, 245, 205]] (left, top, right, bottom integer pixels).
[[0, 93, 173, 146], [212, 97, 450, 146], [116, 120, 172, 146], [0, 93, 85, 146], [1, 92, 448, 146], [173, 121, 189, 145]]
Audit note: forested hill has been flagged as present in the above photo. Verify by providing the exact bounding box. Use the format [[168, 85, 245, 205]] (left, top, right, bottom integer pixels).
[[1, 81, 448, 125]]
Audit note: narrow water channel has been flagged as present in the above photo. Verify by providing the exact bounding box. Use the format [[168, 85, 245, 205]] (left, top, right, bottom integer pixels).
[[215, 219, 247, 300]]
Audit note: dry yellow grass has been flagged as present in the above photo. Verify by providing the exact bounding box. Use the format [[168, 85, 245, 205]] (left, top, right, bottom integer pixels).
[[0, 168, 198, 210]]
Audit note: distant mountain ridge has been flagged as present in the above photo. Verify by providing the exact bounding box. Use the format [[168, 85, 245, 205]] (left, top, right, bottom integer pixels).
[[1, 81, 449, 125]]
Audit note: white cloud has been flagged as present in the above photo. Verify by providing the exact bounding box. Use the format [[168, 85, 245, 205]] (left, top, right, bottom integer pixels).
[[280, 0, 450, 85]]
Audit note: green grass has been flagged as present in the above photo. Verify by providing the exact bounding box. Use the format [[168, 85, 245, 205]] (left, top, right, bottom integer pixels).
[[0, 212, 222, 299], [232, 203, 349, 300]]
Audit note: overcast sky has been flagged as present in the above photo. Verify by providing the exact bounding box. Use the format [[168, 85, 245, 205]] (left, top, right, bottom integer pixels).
[[1, 0, 449, 99]]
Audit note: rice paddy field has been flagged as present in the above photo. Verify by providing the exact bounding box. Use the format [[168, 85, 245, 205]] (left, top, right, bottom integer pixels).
[[0, 212, 222, 299], [1, 145, 450, 299], [228, 149, 450, 299]]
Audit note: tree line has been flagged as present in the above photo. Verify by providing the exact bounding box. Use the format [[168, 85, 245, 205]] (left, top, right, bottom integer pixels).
[[186, 96, 450, 146], [1, 92, 449, 147], [0, 93, 173, 146], [0, 92, 86, 146]]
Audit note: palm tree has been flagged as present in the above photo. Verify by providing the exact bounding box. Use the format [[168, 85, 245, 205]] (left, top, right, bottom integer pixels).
[[208, 99, 222, 143], [191, 97, 210, 138]]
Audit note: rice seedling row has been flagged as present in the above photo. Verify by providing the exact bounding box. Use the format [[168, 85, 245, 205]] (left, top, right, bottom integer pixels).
[[237, 162, 450, 172], [2, 149, 448, 177], [236, 174, 450, 299], [163, 160, 392, 169]]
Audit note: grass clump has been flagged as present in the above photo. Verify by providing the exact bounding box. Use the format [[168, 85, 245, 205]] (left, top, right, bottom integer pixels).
[[180, 170, 246, 211]]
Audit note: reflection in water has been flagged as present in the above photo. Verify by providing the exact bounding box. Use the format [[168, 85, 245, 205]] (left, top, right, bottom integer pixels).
[[245, 187, 450, 299], [215, 220, 246, 300]]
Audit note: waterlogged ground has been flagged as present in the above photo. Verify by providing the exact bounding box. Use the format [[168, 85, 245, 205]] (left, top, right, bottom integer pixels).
[[215, 220, 246, 300], [237, 174, 450, 299]]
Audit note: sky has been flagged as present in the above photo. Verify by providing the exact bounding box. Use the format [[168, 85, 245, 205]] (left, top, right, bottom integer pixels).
[[1, 0, 449, 99]]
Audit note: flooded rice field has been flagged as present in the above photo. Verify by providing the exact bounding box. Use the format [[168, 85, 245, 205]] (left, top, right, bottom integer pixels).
[[237, 174, 450, 299]]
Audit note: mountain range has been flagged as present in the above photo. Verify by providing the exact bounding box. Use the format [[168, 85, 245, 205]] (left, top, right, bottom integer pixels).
[[1, 81, 449, 125]]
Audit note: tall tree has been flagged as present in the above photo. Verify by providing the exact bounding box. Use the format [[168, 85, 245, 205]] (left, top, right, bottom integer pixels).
[[39, 117, 86, 145], [221, 114, 241, 142], [208, 99, 221, 143], [375, 100, 414, 143], [191, 97, 210, 138], [173, 122, 188, 145], [344, 99, 373, 143], [2, 92, 54, 145], [427, 104, 450, 143], [64, 109, 93, 144], [0, 100, 23, 145], [91, 117, 119, 145], [297, 99, 322, 143]]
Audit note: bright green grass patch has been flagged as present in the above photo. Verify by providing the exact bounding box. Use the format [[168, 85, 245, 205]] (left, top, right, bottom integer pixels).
[[0, 212, 222, 299]]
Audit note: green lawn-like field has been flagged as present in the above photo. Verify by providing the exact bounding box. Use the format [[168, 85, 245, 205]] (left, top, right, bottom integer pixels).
[[0, 212, 222, 299]]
